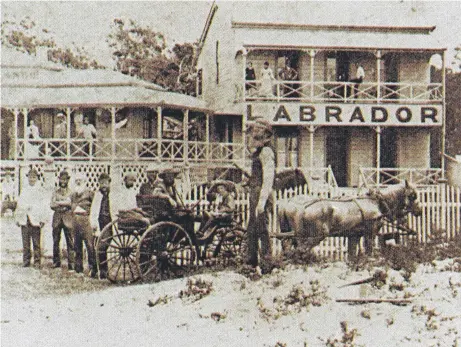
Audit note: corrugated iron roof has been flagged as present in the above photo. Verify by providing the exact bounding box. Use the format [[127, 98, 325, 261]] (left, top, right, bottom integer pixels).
[[1, 47, 208, 111]]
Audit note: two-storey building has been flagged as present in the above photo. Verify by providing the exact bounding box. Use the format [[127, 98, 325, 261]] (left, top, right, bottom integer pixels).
[[196, 2, 446, 188]]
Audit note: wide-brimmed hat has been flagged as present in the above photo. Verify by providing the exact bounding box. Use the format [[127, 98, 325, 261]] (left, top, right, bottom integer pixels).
[[58, 170, 70, 179], [252, 118, 273, 135], [158, 167, 181, 178], [56, 112, 65, 118], [208, 180, 237, 194]]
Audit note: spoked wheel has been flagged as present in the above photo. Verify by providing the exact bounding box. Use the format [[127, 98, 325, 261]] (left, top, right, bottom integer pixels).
[[204, 225, 246, 260], [136, 222, 198, 282], [95, 219, 144, 283]]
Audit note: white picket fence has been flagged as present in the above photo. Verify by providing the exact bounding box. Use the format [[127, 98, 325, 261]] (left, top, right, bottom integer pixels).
[[197, 183, 461, 260], [3, 160, 460, 261]]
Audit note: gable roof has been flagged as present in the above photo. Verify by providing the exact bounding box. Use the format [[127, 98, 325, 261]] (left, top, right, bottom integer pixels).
[[201, 2, 445, 52]]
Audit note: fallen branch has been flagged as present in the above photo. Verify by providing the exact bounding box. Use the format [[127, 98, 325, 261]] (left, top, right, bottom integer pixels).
[[338, 270, 387, 288], [336, 298, 412, 305]]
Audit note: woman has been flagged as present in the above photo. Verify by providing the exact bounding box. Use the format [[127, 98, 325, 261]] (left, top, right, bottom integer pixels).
[[259, 61, 275, 97]]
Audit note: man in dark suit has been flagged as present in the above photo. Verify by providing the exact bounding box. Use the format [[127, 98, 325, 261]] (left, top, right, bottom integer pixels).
[[50, 170, 74, 270]]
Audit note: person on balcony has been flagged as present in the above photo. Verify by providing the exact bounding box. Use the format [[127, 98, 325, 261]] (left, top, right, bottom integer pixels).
[[15, 168, 48, 268], [246, 118, 275, 273], [71, 172, 97, 278], [53, 113, 67, 157], [77, 115, 97, 156], [278, 59, 299, 98], [259, 61, 275, 98], [50, 170, 74, 270], [25, 119, 41, 159], [349, 63, 365, 99], [245, 62, 257, 95]]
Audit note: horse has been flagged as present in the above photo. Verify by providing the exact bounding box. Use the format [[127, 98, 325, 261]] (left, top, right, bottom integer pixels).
[[274, 168, 308, 192], [277, 180, 422, 258]]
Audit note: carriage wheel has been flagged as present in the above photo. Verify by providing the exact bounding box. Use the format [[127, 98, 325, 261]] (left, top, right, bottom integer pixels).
[[204, 226, 246, 261], [136, 222, 198, 282], [95, 219, 143, 283]]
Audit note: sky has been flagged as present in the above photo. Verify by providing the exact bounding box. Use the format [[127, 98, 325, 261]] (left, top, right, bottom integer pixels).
[[2, 1, 460, 69]]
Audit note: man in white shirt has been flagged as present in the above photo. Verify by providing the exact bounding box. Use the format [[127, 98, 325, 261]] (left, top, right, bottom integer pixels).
[[77, 116, 97, 156], [350, 63, 365, 99], [113, 172, 138, 212], [15, 168, 48, 267]]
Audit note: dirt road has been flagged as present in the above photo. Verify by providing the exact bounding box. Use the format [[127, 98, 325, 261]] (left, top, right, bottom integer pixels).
[[2, 217, 460, 347]]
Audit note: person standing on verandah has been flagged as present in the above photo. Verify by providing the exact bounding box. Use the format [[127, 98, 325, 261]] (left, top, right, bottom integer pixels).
[[77, 115, 97, 157], [259, 61, 275, 98], [349, 63, 365, 99]]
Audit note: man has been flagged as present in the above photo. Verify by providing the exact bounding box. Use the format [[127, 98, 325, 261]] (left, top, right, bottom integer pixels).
[[113, 172, 138, 211], [200, 182, 235, 235], [139, 167, 161, 195], [53, 112, 67, 157], [15, 168, 47, 268], [1, 172, 16, 217], [278, 59, 299, 98], [71, 173, 97, 278], [350, 63, 365, 99], [155, 168, 182, 208], [90, 173, 117, 279], [246, 118, 275, 272], [50, 170, 74, 270], [77, 115, 97, 156]]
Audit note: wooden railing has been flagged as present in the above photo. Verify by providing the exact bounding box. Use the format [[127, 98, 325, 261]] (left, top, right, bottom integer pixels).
[[358, 167, 443, 188], [243, 80, 443, 104], [15, 138, 245, 166]]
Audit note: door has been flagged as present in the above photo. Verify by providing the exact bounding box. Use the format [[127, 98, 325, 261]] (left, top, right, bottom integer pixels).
[[275, 126, 299, 169], [326, 127, 349, 187]]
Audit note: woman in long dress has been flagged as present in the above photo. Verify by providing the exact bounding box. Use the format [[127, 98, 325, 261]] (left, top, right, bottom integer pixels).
[[259, 61, 275, 97]]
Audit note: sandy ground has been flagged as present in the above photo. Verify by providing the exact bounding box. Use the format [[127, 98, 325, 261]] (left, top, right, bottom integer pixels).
[[1, 217, 460, 347]]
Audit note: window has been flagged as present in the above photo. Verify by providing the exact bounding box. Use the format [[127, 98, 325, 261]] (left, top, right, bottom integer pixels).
[[275, 127, 299, 168]]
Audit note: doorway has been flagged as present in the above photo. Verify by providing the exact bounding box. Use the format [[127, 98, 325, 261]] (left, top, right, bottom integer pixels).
[[326, 128, 349, 187]]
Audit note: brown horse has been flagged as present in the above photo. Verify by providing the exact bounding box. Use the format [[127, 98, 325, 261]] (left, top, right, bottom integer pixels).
[[278, 181, 422, 257]]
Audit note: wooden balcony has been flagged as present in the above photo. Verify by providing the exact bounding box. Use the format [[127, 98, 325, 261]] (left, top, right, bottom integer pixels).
[[243, 80, 443, 104], [15, 138, 245, 167], [359, 167, 442, 188]]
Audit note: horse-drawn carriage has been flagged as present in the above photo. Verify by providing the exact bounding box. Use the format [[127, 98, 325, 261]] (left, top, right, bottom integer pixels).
[[95, 181, 245, 283], [276, 180, 423, 258]]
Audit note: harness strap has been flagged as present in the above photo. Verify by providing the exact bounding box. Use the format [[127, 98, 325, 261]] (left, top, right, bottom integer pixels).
[[352, 198, 366, 222], [369, 189, 392, 217]]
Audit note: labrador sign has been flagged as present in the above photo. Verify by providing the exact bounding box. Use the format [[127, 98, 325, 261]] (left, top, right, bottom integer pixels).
[[246, 103, 442, 126]]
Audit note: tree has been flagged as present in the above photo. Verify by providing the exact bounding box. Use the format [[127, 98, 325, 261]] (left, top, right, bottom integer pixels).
[[1, 16, 104, 69], [107, 18, 198, 95]]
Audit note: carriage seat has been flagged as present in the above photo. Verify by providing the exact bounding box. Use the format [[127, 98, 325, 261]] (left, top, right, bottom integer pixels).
[[117, 208, 150, 230]]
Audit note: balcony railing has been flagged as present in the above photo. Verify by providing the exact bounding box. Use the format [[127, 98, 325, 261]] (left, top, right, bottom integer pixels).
[[243, 80, 443, 104], [16, 138, 245, 166], [359, 167, 442, 188]]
